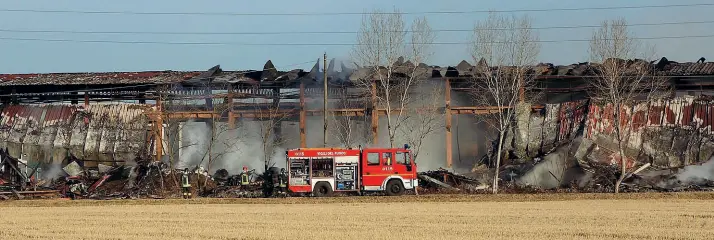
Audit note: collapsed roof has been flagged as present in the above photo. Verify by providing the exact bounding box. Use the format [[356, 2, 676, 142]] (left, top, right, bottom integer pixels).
[[435, 57, 714, 79], [0, 57, 711, 87]]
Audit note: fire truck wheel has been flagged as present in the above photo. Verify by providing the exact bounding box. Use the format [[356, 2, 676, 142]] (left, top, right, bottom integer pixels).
[[385, 180, 405, 196], [313, 182, 333, 197]]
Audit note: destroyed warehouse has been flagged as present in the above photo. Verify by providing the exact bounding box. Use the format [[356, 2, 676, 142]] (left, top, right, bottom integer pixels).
[[1, 57, 714, 198]]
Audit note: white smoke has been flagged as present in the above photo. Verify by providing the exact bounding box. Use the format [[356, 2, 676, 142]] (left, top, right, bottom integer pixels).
[[168, 74, 485, 174], [297, 77, 483, 172], [175, 120, 289, 175], [40, 163, 66, 181], [675, 158, 714, 184]]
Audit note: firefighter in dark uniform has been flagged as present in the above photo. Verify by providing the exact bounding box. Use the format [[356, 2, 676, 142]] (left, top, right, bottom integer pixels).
[[240, 166, 250, 190], [181, 168, 192, 199], [278, 168, 288, 195]]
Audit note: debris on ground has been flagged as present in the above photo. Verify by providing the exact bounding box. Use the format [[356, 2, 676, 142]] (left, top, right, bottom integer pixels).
[[418, 168, 488, 193], [5, 144, 714, 201]]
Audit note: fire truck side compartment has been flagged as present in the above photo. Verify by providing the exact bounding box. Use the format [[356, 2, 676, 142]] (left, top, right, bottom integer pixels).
[[334, 155, 358, 191], [288, 158, 311, 192]]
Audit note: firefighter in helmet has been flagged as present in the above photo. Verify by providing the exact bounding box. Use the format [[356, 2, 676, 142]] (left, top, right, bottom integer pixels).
[[278, 168, 288, 195], [240, 166, 250, 190], [181, 168, 192, 199]]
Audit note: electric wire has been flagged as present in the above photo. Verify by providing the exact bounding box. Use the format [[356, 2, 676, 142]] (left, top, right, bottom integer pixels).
[[0, 3, 711, 16], [1, 20, 712, 35], [0, 35, 712, 46]]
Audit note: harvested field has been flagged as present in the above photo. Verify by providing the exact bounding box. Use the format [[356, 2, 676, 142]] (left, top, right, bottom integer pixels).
[[1, 193, 713, 239]]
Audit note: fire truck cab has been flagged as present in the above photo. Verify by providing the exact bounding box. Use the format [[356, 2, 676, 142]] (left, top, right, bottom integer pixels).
[[286, 146, 417, 197]]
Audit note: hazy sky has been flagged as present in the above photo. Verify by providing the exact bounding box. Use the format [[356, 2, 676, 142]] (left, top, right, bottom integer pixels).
[[0, 0, 712, 73]]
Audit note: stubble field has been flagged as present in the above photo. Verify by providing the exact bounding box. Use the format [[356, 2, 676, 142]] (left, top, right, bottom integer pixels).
[[1, 193, 713, 240]]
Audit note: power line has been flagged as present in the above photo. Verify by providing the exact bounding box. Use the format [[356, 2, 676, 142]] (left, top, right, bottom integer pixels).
[[0, 3, 712, 16], [1, 20, 712, 35], [1, 35, 713, 46]]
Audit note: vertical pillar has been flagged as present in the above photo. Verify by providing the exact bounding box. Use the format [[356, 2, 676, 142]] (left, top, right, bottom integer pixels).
[[323, 53, 328, 147], [272, 87, 282, 144], [299, 83, 307, 148], [84, 93, 89, 107], [155, 96, 163, 162], [11, 88, 17, 105], [445, 78, 453, 168], [371, 81, 378, 145], [228, 111, 236, 129], [228, 85, 235, 129], [519, 78, 525, 103], [71, 92, 78, 105], [204, 85, 213, 111]]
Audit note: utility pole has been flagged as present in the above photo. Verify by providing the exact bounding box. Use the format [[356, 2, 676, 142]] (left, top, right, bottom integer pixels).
[[323, 52, 328, 147]]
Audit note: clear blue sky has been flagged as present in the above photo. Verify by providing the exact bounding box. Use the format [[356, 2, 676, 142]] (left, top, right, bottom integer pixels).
[[0, 0, 712, 73]]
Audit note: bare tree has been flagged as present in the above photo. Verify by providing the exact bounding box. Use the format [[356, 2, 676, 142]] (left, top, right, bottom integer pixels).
[[588, 18, 669, 193], [398, 80, 444, 162], [158, 84, 245, 193], [469, 13, 540, 194], [250, 87, 289, 172], [197, 91, 241, 172], [329, 85, 368, 148], [351, 8, 434, 147]]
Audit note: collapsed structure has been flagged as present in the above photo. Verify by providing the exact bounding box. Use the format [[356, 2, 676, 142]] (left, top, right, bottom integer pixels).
[[1, 57, 714, 198]]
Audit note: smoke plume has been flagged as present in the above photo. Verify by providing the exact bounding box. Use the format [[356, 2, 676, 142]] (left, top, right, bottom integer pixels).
[[675, 158, 714, 184]]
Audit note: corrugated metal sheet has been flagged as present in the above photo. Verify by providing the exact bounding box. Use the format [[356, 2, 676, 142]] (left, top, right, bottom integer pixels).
[[52, 106, 76, 148], [115, 105, 150, 162], [515, 100, 588, 158], [0, 105, 21, 149], [68, 108, 90, 161], [2, 59, 713, 88], [556, 100, 588, 142], [667, 62, 714, 76], [0, 104, 150, 164], [585, 96, 714, 169], [0, 71, 201, 86], [82, 105, 104, 164]]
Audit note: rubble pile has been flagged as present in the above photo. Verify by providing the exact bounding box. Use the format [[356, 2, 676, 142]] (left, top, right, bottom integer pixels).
[[90, 163, 218, 199], [44, 160, 219, 200], [0, 145, 239, 200], [1, 146, 288, 200], [623, 172, 714, 193], [207, 168, 265, 198], [418, 168, 488, 193]]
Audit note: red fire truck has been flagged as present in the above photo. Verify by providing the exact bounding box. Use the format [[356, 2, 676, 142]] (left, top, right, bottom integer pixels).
[[286, 146, 418, 197]]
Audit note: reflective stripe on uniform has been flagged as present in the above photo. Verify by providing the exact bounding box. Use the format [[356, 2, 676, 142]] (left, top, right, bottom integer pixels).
[[181, 175, 191, 187], [240, 174, 249, 185]]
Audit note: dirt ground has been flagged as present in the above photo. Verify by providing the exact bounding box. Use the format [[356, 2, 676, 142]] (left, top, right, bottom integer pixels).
[[1, 193, 713, 240]]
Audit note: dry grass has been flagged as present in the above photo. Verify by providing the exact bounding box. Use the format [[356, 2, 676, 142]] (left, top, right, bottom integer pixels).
[[1, 193, 713, 239]]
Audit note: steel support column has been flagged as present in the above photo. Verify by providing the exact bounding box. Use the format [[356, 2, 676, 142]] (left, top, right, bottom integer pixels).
[[228, 111, 236, 129], [155, 97, 163, 162], [445, 78, 453, 168], [273, 87, 282, 144], [228, 85, 235, 129], [371, 81, 378, 145], [299, 83, 306, 148], [71, 92, 78, 105]]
